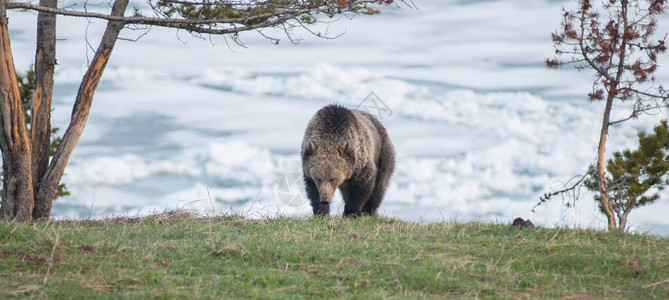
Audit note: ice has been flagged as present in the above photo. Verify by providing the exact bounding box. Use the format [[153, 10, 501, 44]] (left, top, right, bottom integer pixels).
[[5, 0, 669, 235]]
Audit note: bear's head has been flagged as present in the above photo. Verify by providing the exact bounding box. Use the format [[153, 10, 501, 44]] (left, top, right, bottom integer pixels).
[[302, 141, 354, 205]]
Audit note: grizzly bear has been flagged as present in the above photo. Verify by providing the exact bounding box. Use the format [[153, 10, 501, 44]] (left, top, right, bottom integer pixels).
[[301, 104, 395, 217]]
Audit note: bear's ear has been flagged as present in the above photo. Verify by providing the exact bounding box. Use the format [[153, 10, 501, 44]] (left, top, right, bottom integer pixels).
[[338, 142, 350, 157], [304, 142, 317, 157]]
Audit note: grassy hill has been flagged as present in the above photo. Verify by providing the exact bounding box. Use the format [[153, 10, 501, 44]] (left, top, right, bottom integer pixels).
[[1, 212, 668, 299]]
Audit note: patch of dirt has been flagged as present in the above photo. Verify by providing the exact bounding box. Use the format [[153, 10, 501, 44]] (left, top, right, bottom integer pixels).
[[357, 280, 371, 288], [79, 245, 95, 253], [155, 261, 171, 268], [0, 249, 47, 265], [616, 259, 647, 276], [468, 274, 489, 282], [337, 257, 363, 268], [347, 233, 361, 239], [562, 292, 602, 299]]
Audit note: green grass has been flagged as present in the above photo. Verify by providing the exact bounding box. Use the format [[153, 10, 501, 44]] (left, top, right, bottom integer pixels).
[[1, 211, 668, 299]]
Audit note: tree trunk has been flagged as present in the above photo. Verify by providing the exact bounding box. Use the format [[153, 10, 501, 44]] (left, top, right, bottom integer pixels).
[[0, 0, 35, 221], [31, 0, 58, 220], [34, 0, 129, 216], [618, 199, 635, 232], [596, 95, 618, 231], [1, 0, 127, 221], [594, 0, 630, 232], [618, 213, 627, 232]]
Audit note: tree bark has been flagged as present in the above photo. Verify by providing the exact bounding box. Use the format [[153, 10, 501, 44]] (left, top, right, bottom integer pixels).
[[34, 0, 129, 216], [0, 0, 35, 221], [31, 0, 58, 220], [597, 0, 631, 232], [619, 214, 627, 232], [619, 198, 635, 232], [596, 96, 617, 231]]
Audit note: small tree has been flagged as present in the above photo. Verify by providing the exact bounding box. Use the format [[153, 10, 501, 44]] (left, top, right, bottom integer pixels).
[[546, 0, 669, 230], [0, 0, 399, 221], [584, 120, 669, 230]]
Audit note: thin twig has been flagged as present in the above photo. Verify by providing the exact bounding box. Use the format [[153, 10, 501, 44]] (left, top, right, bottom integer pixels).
[[533, 173, 588, 212], [644, 277, 669, 288], [43, 230, 60, 285], [610, 104, 669, 125]]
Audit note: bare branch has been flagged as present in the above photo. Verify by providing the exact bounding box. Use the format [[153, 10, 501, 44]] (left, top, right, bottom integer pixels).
[[117, 25, 152, 42], [610, 104, 669, 125], [619, 87, 667, 99], [578, 7, 617, 83], [533, 173, 588, 212]]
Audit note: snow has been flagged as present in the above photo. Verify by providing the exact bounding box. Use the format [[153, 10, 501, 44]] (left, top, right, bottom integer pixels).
[[5, 0, 669, 235]]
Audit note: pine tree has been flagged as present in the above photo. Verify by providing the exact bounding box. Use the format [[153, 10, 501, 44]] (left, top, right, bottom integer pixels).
[[584, 121, 669, 230]]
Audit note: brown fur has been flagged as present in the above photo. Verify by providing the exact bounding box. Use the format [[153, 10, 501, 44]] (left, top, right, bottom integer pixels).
[[301, 104, 395, 217]]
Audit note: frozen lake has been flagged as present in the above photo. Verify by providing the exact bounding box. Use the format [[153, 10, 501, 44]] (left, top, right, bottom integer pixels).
[[6, 0, 669, 235]]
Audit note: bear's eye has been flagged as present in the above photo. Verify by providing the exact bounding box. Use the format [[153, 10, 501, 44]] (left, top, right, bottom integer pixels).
[[316, 178, 322, 183], [329, 178, 335, 183]]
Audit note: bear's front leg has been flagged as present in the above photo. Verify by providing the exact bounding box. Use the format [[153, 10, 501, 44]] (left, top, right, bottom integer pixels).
[[343, 203, 363, 217], [339, 179, 373, 218], [314, 202, 330, 216], [304, 175, 329, 216]]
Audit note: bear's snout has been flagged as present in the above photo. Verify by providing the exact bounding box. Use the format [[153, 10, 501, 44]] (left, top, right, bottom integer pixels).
[[319, 194, 332, 205]]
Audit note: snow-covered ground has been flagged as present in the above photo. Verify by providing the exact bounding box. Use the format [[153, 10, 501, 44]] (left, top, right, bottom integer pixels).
[[6, 0, 669, 235]]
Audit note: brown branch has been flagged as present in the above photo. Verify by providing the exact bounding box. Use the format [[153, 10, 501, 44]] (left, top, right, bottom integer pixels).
[[150, 12, 304, 34], [629, 10, 651, 27], [5, 2, 376, 27], [610, 104, 669, 125], [31, 0, 58, 220], [7, 2, 307, 24], [5, 1, 388, 36], [157, 0, 226, 5], [610, 114, 637, 126], [618, 87, 667, 99]]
